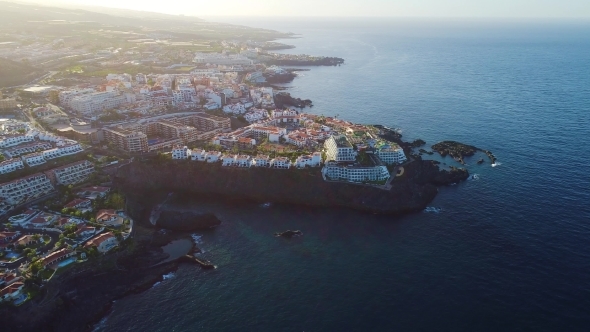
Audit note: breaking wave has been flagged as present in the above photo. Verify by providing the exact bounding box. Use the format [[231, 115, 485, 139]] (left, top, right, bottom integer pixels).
[[423, 207, 442, 213]]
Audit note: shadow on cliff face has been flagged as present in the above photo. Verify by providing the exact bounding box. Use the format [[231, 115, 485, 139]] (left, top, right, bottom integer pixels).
[[116, 158, 467, 216], [125, 192, 222, 231]]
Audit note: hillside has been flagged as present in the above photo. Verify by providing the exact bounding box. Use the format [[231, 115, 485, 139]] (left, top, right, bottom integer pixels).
[[0, 57, 39, 87]]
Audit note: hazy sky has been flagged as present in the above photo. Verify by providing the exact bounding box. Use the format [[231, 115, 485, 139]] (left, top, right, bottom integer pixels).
[[36, 0, 590, 18]]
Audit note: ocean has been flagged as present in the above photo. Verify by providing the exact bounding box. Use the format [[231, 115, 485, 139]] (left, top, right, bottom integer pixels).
[[98, 18, 590, 331]]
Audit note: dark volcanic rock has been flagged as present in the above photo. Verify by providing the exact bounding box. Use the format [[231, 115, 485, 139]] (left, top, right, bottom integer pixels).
[[274, 92, 312, 108], [156, 210, 221, 231], [275, 230, 303, 238], [113, 156, 465, 215]]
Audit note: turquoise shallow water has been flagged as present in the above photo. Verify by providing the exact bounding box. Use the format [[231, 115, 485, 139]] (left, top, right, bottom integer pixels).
[[99, 19, 590, 331]]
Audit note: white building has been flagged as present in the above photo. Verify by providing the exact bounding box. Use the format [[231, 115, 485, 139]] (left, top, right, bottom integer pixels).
[[295, 152, 322, 168], [45, 160, 95, 186], [172, 145, 191, 160], [0, 173, 55, 205], [41, 148, 61, 160], [322, 161, 390, 183], [0, 134, 34, 148], [192, 52, 253, 66], [69, 91, 127, 114], [324, 135, 356, 162], [375, 145, 407, 165], [190, 149, 206, 161], [21, 152, 46, 167], [222, 154, 237, 166], [271, 157, 291, 169], [0, 159, 24, 174], [235, 155, 252, 168], [3, 142, 53, 158], [205, 151, 221, 163], [58, 142, 83, 156], [223, 103, 248, 115], [253, 155, 270, 167]]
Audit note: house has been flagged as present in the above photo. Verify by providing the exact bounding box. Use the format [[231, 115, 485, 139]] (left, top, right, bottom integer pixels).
[[96, 209, 123, 226], [0, 231, 21, 244], [40, 248, 74, 268], [64, 198, 92, 210], [74, 225, 96, 238], [84, 232, 118, 253], [295, 152, 322, 168], [8, 210, 37, 224], [28, 213, 56, 228], [77, 186, 110, 199], [190, 149, 206, 161], [235, 155, 252, 168], [205, 151, 221, 163], [271, 157, 291, 169], [0, 281, 24, 302], [222, 154, 237, 167], [171, 145, 191, 160], [16, 235, 39, 246], [253, 155, 270, 167]]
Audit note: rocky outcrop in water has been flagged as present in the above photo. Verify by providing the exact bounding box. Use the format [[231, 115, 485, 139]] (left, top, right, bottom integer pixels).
[[275, 230, 303, 238], [274, 92, 313, 108]]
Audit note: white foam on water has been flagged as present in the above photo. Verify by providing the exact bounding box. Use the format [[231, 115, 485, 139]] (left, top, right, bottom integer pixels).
[[423, 207, 442, 213], [162, 272, 175, 280], [491, 162, 502, 167], [468, 174, 480, 181], [151, 281, 161, 288], [191, 234, 203, 244]]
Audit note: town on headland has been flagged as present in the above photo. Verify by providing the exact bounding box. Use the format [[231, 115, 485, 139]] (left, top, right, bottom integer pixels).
[[0, 3, 494, 330]]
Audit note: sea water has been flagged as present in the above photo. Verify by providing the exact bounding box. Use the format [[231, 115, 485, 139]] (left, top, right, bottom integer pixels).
[[98, 18, 590, 331]]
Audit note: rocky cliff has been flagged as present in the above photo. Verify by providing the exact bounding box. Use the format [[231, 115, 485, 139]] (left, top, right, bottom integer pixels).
[[115, 158, 467, 215]]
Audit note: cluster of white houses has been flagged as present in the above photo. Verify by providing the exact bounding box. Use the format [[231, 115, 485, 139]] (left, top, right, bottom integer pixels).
[[0, 130, 84, 175], [171, 145, 323, 169], [0, 160, 95, 206]]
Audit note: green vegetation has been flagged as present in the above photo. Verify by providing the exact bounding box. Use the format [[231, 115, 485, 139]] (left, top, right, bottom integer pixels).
[[99, 109, 125, 122]]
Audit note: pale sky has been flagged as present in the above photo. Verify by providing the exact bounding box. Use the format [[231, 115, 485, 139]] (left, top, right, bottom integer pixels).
[[28, 0, 590, 18]]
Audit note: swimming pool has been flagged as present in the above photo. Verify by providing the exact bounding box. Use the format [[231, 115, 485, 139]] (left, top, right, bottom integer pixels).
[[57, 257, 76, 268]]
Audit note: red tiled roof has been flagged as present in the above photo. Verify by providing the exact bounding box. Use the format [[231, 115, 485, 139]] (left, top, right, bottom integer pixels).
[[0, 282, 24, 297], [85, 232, 116, 248], [65, 198, 90, 209]]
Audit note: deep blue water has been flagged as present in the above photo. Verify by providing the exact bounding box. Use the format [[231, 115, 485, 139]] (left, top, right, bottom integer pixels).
[[99, 19, 590, 331]]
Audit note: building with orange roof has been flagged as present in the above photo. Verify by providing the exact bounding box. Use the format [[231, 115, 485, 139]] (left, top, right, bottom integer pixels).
[[84, 232, 118, 253]]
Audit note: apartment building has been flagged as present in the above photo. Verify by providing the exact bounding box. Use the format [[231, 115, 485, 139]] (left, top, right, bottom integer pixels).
[[375, 145, 407, 165], [0, 134, 34, 148], [4, 142, 52, 158], [324, 135, 357, 162], [0, 98, 17, 110], [21, 152, 46, 167], [103, 127, 148, 153], [322, 161, 390, 183], [0, 159, 24, 174], [69, 91, 127, 114], [45, 160, 94, 186], [42, 148, 62, 160], [0, 173, 55, 205]]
